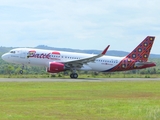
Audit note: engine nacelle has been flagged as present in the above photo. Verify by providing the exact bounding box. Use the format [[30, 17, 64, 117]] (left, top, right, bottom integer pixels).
[[47, 62, 65, 73]]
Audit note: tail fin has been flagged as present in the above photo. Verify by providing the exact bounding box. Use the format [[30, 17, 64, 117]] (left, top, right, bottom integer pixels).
[[126, 36, 155, 62]]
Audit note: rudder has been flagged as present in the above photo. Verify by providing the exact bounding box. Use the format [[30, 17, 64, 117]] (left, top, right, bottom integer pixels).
[[126, 36, 155, 62]]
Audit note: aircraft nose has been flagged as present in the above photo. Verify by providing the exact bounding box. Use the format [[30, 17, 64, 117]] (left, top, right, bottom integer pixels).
[[1, 53, 9, 61]]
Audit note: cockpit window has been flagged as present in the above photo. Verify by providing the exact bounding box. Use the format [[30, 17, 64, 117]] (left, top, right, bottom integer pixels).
[[10, 51, 16, 53]]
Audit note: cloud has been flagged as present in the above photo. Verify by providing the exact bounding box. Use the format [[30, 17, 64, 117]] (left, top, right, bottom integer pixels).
[[0, 0, 160, 53]]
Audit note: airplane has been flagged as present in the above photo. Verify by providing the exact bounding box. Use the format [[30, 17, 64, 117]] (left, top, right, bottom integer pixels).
[[1, 36, 156, 79]]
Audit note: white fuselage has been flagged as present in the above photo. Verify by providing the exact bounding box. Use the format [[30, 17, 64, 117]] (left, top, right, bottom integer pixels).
[[2, 48, 123, 72]]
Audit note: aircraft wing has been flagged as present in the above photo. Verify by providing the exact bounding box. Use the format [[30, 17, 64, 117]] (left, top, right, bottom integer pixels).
[[63, 45, 110, 68]]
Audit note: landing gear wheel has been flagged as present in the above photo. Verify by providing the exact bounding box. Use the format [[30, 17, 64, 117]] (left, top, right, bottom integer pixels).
[[70, 73, 78, 79], [19, 70, 23, 74], [70, 73, 74, 78], [19, 64, 24, 74], [73, 73, 78, 79]]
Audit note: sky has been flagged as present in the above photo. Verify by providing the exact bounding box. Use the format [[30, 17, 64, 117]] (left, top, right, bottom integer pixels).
[[0, 0, 160, 54]]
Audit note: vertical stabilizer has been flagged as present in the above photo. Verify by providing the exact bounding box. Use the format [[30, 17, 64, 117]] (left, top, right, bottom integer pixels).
[[126, 36, 155, 62]]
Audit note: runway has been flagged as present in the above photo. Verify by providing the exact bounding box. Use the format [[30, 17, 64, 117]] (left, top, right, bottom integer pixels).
[[0, 78, 160, 82]]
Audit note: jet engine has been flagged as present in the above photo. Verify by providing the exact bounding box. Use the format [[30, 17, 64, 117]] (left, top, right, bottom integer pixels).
[[47, 62, 65, 73]]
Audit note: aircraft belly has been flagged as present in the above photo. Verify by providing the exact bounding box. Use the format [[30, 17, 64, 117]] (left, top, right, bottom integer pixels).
[[88, 63, 116, 71], [80, 65, 92, 71]]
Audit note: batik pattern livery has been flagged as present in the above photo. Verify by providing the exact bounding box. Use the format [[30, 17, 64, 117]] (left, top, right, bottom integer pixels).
[[104, 36, 155, 72], [126, 36, 155, 62]]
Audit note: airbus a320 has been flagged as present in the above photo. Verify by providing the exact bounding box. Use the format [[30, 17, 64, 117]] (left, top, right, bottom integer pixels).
[[1, 36, 156, 78]]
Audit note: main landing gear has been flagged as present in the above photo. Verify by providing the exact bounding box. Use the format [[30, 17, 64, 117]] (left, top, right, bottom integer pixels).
[[70, 73, 78, 79], [69, 69, 78, 79]]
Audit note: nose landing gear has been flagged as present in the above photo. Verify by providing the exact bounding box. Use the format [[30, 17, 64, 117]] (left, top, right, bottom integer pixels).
[[19, 70, 23, 74], [19, 65, 24, 74]]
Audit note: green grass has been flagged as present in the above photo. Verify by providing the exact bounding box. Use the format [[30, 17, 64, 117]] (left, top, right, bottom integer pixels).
[[0, 81, 160, 120]]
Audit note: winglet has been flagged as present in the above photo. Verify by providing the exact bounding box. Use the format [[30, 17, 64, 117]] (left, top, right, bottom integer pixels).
[[101, 45, 110, 55]]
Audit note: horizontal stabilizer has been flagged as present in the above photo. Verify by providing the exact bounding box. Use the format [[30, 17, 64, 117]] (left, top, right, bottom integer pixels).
[[135, 62, 156, 67]]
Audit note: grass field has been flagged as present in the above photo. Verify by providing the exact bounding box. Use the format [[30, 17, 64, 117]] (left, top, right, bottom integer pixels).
[[0, 80, 160, 120]]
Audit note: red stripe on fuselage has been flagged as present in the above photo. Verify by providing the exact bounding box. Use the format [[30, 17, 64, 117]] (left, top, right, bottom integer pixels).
[[52, 51, 60, 55]]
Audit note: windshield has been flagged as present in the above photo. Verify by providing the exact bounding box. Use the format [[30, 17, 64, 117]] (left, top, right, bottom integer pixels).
[[10, 51, 16, 53]]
